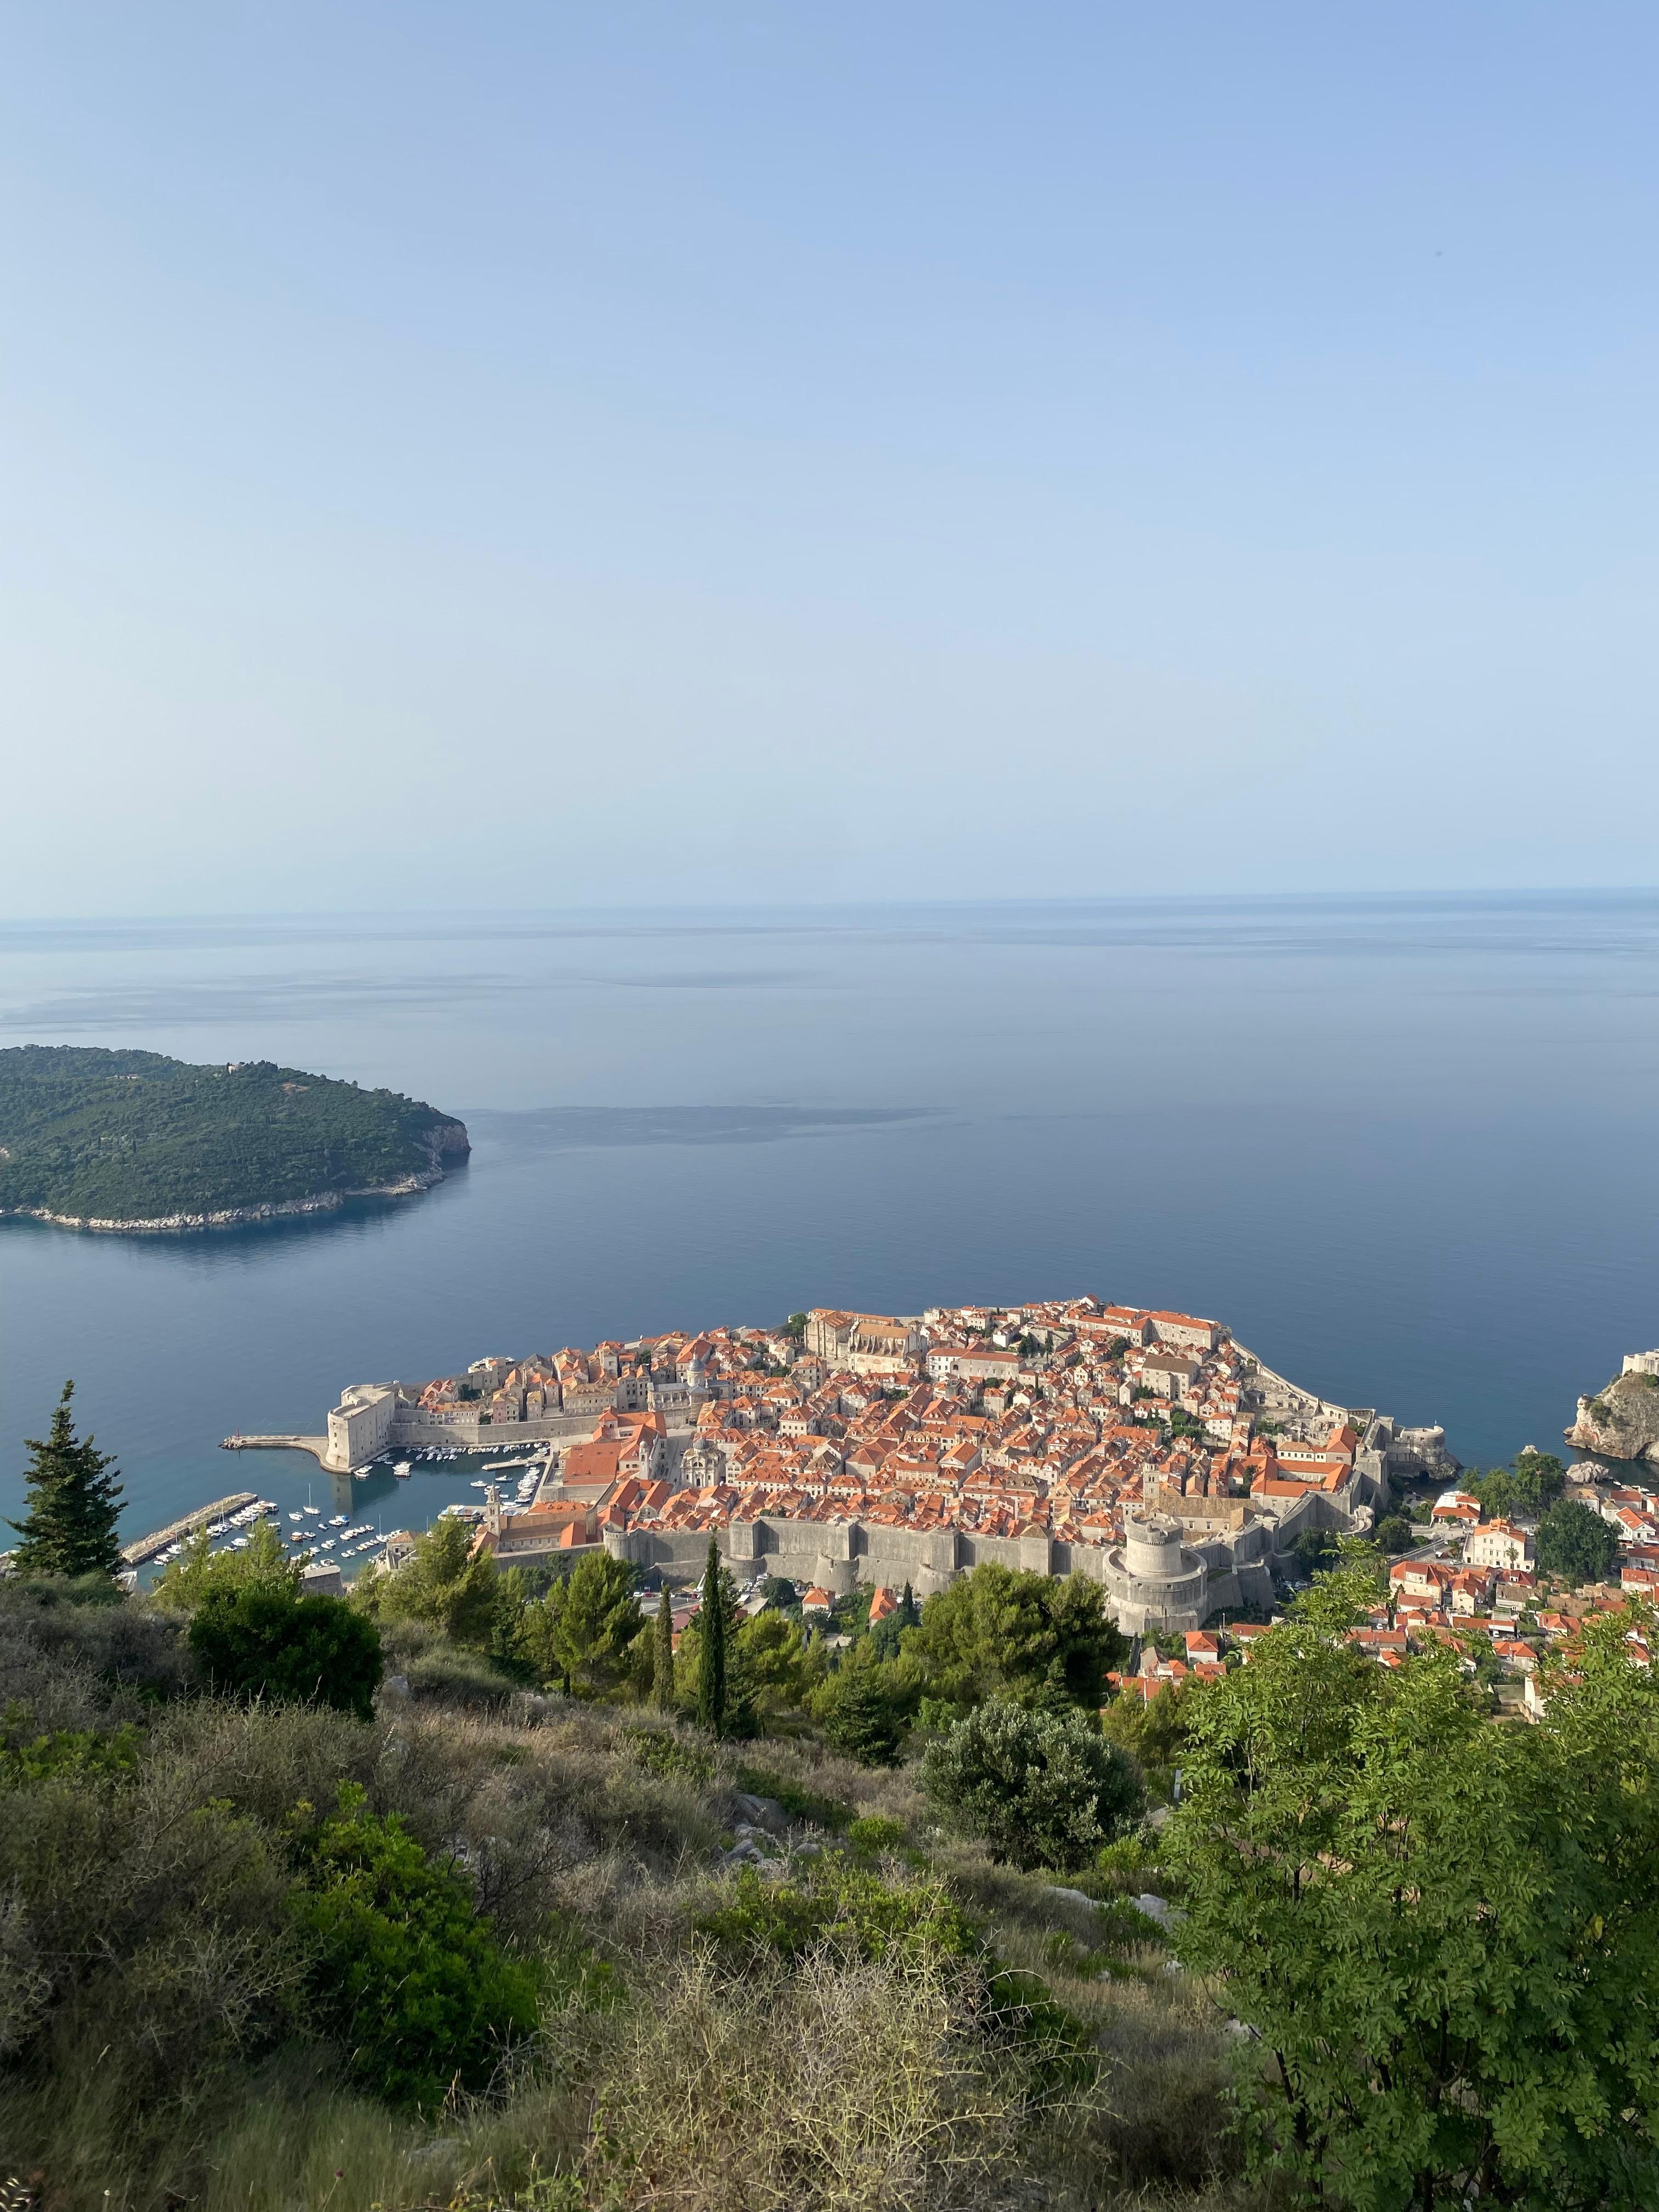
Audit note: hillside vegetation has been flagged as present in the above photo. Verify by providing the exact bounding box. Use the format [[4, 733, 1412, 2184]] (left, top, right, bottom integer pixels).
[[0, 1046, 467, 1223], [8, 1504, 1659, 2211], [0, 1576, 1239, 2212]]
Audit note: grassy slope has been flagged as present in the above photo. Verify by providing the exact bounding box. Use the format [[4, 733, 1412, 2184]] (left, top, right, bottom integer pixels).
[[0, 1594, 1256, 2212], [0, 1046, 465, 1220]]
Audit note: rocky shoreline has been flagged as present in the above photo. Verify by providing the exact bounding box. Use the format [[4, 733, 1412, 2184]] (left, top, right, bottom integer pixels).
[[0, 1120, 469, 1235], [1565, 1352, 1659, 1465]]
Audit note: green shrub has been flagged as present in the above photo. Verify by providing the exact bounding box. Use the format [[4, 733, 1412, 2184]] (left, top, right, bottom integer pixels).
[[696, 1860, 977, 1965], [922, 1700, 1143, 1872], [295, 1783, 542, 2112], [621, 1724, 715, 1784], [189, 1585, 383, 1720], [397, 1633, 523, 1709], [845, 1814, 907, 1857], [0, 1705, 140, 1787]]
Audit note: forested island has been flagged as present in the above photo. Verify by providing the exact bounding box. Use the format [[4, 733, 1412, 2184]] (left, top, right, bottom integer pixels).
[[0, 1045, 469, 1229]]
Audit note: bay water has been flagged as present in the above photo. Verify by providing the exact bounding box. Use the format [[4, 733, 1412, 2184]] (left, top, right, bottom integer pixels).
[[3, 895, 1656, 1550]]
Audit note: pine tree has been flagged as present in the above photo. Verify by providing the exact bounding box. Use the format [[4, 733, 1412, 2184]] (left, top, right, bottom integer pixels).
[[654, 1584, 675, 1710], [695, 1536, 727, 1737], [9, 1381, 125, 1580], [821, 1666, 903, 1767]]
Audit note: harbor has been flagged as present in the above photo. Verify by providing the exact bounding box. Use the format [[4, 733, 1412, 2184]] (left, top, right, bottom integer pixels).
[[121, 1491, 263, 1567]]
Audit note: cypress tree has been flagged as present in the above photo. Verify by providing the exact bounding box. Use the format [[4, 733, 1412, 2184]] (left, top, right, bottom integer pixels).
[[9, 1381, 125, 1579], [695, 1536, 727, 1737], [654, 1583, 675, 1709], [901, 1580, 919, 1629]]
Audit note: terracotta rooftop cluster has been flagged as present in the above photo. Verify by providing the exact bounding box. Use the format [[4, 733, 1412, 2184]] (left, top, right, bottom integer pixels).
[[574, 1296, 1359, 1548]]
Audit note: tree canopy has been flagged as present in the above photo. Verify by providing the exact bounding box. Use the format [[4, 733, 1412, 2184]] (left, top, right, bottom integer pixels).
[[1166, 1604, 1659, 2210], [907, 1563, 1125, 1715], [154, 1518, 300, 1610], [366, 1514, 503, 1648], [7, 1381, 125, 1580], [922, 1699, 1142, 1870], [515, 1551, 642, 1698], [189, 1584, 383, 1720], [819, 1656, 904, 1767], [691, 1538, 733, 1736], [1469, 1449, 1568, 1525], [1534, 1497, 1619, 1585]]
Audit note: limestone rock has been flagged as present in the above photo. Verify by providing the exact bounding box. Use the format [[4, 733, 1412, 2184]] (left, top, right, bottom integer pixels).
[[729, 1791, 786, 1831], [1565, 1370, 1659, 1463]]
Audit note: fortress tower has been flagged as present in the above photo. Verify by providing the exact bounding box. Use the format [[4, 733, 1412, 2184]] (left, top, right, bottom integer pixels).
[[1103, 1509, 1209, 1634]]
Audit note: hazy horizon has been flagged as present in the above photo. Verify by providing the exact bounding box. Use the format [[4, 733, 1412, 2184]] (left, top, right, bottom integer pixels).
[[4, 3, 1657, 916]]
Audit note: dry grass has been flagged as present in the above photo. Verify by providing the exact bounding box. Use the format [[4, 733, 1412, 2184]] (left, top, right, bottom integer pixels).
[[0, 1596, 1260, 2212], [582, 1943, 1035, 2212]]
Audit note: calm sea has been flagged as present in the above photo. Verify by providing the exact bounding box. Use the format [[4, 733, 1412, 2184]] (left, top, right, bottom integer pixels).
[[3, 895, 1657, 1551]]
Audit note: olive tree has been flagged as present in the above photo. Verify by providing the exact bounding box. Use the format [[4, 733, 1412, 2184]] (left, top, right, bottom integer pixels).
[[921, 1699, 1142, 1870]]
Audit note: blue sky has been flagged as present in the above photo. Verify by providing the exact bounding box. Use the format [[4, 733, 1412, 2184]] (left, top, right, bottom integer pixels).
[[2, 3, 1655, 912]]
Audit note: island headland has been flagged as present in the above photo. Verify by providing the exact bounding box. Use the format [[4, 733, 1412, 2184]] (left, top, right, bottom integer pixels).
[[0, 1044, 469, 1231]]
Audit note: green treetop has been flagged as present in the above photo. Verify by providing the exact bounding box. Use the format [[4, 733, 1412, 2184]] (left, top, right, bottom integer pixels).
[[907, 1562, 1125, 1716], [515, 1551, 642, 1698], [1166, 1602, 1659, 2210], [8, 1381, 125, 1580], [154, 1517, 300, 1610], [653, 1583, 675, 1709], [365, 1513, 502, 1647], [1535, 1496, 1619, 1586], [1469, 1448, 1568, 1525], [695, 1536, 729, 1736], [819, 1654, 904, 1768]]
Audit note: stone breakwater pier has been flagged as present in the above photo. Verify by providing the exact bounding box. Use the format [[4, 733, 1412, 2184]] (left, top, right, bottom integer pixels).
[[222, 1431, 331, 1463], [122, 1491, 259, 1568]]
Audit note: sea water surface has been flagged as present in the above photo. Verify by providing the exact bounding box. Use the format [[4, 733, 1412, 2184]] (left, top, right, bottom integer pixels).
[[2, 894, 1657, 1550]]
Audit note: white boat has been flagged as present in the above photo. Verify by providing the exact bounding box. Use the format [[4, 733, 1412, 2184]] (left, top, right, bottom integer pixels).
[[394, 1462, 411, 1478], [303, 1505, 321, 1517]]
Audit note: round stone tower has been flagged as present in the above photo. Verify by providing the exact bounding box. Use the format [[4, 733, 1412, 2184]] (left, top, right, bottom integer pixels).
[[1104, 1509, 1209, 1634]]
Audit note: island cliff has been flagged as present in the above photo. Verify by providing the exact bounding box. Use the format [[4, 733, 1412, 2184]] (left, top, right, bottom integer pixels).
[[0, 1046, 469, 1231], [1565, 1351, 1659, 1464]]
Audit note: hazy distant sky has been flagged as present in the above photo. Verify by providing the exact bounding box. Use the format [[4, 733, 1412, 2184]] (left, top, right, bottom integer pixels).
[[3, 3, 1656, 914]]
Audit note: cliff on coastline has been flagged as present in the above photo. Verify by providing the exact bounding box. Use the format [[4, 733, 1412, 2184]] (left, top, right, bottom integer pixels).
[[1565, 1355, 1659, 1464], [0, 1045, 469, 1231]]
